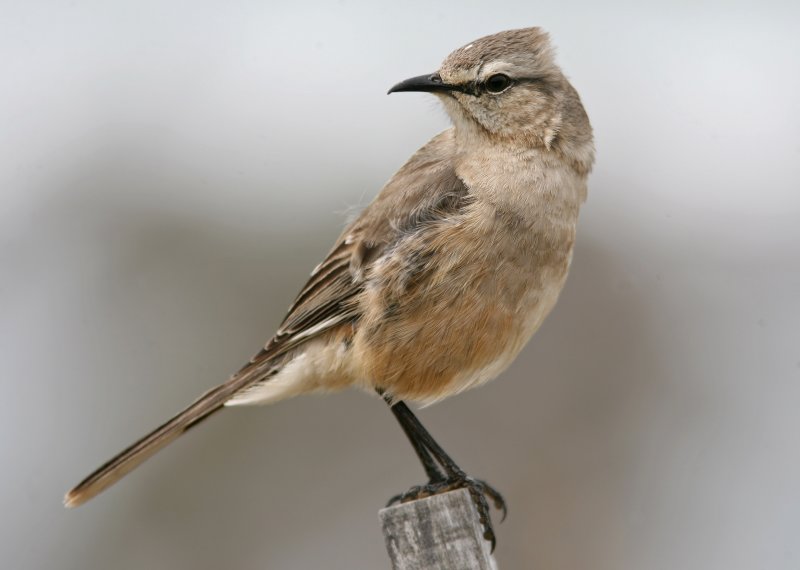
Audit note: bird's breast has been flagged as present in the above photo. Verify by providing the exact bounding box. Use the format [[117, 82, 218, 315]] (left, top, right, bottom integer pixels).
[[350, 196, 577, 404]]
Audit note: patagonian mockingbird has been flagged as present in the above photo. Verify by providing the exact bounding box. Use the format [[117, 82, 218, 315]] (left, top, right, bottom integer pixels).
[[65, 27, 594, 548]]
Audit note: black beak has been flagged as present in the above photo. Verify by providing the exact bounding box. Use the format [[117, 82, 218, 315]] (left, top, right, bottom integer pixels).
[[388, 73, 461, 95]]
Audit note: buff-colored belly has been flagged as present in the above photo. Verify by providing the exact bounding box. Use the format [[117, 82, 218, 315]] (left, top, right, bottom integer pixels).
[[351, 214, 574, 404]]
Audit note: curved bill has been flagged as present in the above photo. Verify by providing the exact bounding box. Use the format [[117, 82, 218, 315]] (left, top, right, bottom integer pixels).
[[387, 73, 462, 95]]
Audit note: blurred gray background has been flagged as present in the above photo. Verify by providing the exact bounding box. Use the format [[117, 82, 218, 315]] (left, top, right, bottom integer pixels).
[[2, 1, 799, 569]]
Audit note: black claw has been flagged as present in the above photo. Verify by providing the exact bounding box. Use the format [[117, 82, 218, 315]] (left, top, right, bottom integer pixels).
[[484, 528, 497, 553], [473, 478, 507, 522], [387, 475, 505, 551], [386, 493, 402, 507], [385, 485, 427, 507]]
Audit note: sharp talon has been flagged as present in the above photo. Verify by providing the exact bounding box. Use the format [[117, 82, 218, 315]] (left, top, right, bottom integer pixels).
[[484, 529, 497, 553], [473, 478, 507, 521], [385, 494, 402, 507], [386, 485, 428, 507], [388, 474, 505, 549]]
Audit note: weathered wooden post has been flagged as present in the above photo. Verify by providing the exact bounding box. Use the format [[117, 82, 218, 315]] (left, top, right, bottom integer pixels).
[[379, 489, 498, 569]]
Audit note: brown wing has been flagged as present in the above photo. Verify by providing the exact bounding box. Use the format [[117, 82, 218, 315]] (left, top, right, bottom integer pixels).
[[64, 128, 466, 507], [234, 239, 364, 377], [231, 127, 468, 383]]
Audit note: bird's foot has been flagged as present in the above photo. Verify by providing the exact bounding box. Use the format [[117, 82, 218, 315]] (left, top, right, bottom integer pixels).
[[386, 476, 506, 550]]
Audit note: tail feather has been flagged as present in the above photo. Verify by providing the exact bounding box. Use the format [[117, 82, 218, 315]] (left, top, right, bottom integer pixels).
[[64, 381, 235, 508]]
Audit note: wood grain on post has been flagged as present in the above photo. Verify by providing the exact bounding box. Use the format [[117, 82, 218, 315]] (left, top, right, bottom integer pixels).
[[379, 488, 498, 570]]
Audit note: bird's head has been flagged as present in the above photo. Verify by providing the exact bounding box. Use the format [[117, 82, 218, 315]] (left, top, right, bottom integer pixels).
[[389, 27, 593, 169]]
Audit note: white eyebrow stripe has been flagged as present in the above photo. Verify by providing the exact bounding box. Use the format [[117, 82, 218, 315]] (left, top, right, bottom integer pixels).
[[478, 60, 515, 78]]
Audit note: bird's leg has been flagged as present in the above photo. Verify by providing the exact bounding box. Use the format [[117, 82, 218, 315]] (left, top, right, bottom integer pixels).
[[387, 399, 507, 513], [392, 404, 447, 482], [381, 393, 506, 549], [378, 390, 444, 483], [383, 411, 446, 508]]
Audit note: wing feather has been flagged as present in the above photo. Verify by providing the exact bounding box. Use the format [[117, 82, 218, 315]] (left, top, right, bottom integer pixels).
[[64, 128, 469, 506], [232, 128, 467, 387]]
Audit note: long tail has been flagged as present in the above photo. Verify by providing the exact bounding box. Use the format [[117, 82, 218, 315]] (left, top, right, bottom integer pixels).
[[64, 380, 241, 508]]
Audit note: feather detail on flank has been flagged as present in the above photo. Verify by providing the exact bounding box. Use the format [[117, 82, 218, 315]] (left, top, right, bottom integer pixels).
[[226, 339, 355, 406]]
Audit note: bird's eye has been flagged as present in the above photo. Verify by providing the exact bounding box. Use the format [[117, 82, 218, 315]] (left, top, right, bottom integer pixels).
[[484, 74, 512, 93]]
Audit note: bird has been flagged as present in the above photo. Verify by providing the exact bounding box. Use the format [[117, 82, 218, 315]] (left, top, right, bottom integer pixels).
[[64, 27, 594, 548]]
